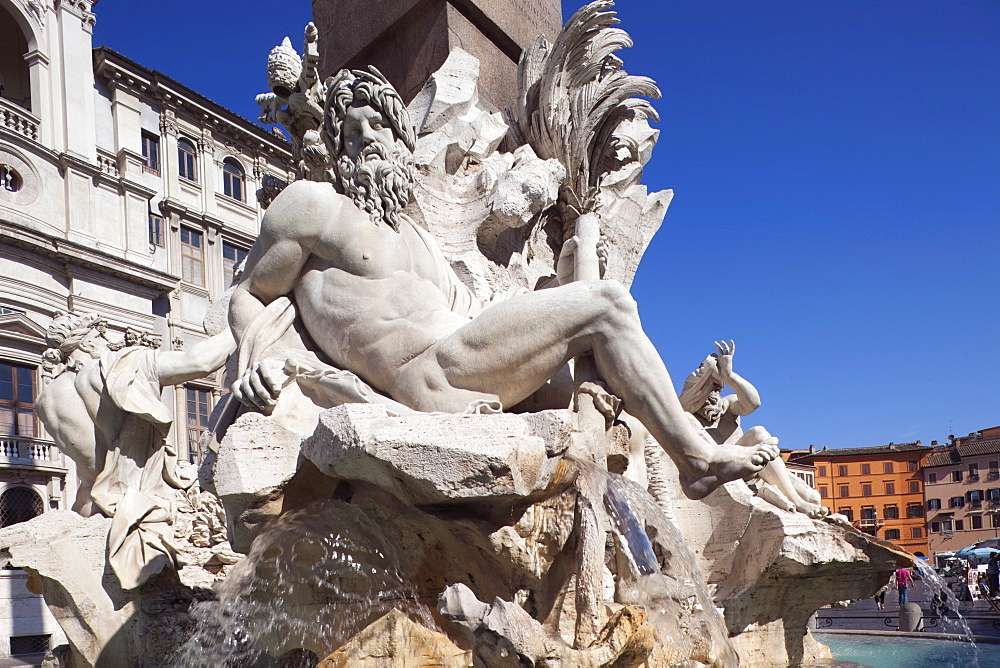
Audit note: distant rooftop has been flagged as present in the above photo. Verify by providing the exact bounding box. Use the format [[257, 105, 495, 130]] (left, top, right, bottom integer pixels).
[[791, 441, 929, 461], [924, 438, 1000, 468]]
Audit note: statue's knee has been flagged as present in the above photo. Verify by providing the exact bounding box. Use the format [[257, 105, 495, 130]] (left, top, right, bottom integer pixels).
[[745, 425, 771, 441], [595, 281, 638, 321]]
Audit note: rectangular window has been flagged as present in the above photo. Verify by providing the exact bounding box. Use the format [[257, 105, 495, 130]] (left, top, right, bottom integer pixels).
[[839, 485, 850, 498], [884, 505, 899, 519], [993, 515, 1000, 529], [971, 464, 980, 475], [885, 482, 895, 495], [908, 461, 917, 472], [818, 466, 827, 477], [186, 387, 211, 465], [950, 496, 964, 508], [819, 486, 828, 498], [884, 529, 900, 540], [968, 490, 983, 508], [861, 507, 876, 520], [148, 213, 165, 247], [839, 465, 848, 476], [178, 139, 197, 181], [141, 132, 160, 174], [839, 508, 853, 521], [911, 527, 922, 539], [956, 519, 965, 531], [927, 498, 941, 510], [928, 472, 937, 484], [907, 503, 923, 518], [9, 634, 50, 656], [884, 462, 893, 474], [862, 463, 871, 475], [931, 521, 940, 533], [953, 470, 963, 482], [861, 484, 872, 496], [942, 519, 953, 533], [988, 488, 1000, 504], [180, 226, 204, 286], [909, 480, 920, 494], [0, 363, 35, 437], [972, 515, 983, 530], [222, 242, 248, 288]]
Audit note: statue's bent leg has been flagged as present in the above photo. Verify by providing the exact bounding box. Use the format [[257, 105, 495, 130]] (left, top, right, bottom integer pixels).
[[390, 280, 776, 498]]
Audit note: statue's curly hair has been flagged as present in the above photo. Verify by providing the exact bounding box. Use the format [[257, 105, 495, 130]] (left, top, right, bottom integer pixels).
[[44, 312, 103, 363], [321, 66, 416, 161]]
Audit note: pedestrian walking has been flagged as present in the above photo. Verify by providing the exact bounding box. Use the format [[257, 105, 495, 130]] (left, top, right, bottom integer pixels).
[[896, 566, 913, 606]]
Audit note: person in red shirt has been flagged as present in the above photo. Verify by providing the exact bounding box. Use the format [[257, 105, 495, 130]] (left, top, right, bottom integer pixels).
[[895, 567, 913, 606]]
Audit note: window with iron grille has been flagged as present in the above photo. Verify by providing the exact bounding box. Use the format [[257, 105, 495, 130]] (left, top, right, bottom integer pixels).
[[223, 242, 248, 288], [9, 634, 49, 656], [178, 138, 197, 181], [0, 362, 35, 437], [141, 132, 160, 174], [180, 226, 204, 285], [0, 487, 43, 527], [149, 213, 165, 247], [222, 158, 244, 201], [186, 386, 211, 465]]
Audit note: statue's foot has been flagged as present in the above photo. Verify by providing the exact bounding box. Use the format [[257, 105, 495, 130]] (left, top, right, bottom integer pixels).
[[681, 442, 779, 500], [794, 500, 829, 519]]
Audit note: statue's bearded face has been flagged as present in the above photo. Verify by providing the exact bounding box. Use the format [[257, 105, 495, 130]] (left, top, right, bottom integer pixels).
[[335, 103, 415, 230], [696, 384, 724, 425]]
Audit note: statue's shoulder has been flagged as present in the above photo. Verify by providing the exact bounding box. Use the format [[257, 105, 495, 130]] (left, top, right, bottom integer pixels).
[[273, 179, 344, 209], [265, 180, 350, 239]]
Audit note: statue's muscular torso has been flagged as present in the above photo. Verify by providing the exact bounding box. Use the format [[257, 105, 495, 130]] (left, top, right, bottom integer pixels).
[[245, 180, 474, 394]]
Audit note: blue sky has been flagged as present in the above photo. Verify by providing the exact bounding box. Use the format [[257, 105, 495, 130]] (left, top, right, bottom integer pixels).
[[93, 1, 999, 450]]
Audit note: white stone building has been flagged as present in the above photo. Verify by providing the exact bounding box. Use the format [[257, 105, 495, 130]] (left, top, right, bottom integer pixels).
[[0, 0, 291, 658]]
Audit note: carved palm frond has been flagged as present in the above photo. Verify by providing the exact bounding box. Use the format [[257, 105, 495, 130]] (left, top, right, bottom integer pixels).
[[515, 0, 660, 203]]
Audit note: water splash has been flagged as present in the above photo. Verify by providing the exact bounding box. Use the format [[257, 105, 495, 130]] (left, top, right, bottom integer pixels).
[[173, 499, 430, 665], [913, 560, 979, 647], [569, 455, 740, 667]]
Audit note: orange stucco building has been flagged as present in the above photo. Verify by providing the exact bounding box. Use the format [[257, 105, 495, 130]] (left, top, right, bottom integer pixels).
[[791, 441, 932, 557]]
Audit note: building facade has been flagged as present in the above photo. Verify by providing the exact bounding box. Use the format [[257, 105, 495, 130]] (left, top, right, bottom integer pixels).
[[792, 442, 932, 557], [924, 427, 1000, 561], [0, 0, 292, 658]]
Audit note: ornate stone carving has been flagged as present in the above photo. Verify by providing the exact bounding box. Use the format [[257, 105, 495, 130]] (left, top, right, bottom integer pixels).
[[159, 110, 179, 137]]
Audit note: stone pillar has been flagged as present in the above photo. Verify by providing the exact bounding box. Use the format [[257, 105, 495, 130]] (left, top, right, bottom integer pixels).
[[898, 602, 922, 632], [312, 0, 562, 111]]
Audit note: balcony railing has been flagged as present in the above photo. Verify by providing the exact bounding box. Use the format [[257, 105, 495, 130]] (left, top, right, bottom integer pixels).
[[856, 518, 884, 528], [0, 436, 65, 469], [0, 98, 39, 142]]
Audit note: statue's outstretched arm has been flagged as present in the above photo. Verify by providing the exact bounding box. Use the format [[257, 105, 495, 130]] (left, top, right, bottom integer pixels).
[[715, 340, 761, 417], [156, 328, 236, 387]]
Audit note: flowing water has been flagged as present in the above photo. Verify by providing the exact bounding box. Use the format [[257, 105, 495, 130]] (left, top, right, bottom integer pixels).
[[571, 455, 741, 667]]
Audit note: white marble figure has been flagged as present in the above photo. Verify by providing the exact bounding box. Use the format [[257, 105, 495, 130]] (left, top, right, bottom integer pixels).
[[36, 313, 235, 588], [227, 68, 778, 501], [679, 340, 828, 518]]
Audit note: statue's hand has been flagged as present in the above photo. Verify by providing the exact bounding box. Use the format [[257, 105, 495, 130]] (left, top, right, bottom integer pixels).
[[596, 234, 608, 279], [232, 357, 291, 413], [714, 340, 735, 379], [556, 236, 578, 286]]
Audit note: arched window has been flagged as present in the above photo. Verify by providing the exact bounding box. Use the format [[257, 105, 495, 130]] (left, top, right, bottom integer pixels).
[[0, 487, 43, 527], [0, 5, 32, 111], [222, 158, 244, 201], [177, 138, 197, 181]]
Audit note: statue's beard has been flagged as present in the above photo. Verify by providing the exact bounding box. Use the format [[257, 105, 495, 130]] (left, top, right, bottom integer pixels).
[[698, 402, 723, 425], [335, 141, 415, 230]]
